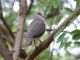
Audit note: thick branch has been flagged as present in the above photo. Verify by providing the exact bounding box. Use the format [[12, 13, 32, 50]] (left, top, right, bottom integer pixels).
[[0, 18, 27, 59], [13, 0, 28, 60], [0, 30, 13, 60], [25, 9, 80, 60], [0, 0, 27, 59]]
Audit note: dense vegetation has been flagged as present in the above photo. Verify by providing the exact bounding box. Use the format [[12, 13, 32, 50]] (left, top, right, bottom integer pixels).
[[0, 0, 80, 60]]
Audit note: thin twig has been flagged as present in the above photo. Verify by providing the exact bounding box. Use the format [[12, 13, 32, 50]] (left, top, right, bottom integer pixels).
[[27, 0, 34, 16]]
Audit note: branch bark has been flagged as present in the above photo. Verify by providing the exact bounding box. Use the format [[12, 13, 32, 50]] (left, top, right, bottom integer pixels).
[[13, 0, 28, 60], [0, 0, 27, 59], [0, 30, 13, 60], [25, 8, 80, 60]]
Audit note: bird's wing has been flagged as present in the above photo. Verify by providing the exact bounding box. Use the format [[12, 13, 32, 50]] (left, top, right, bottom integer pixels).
[[27, 19, 45, 38]]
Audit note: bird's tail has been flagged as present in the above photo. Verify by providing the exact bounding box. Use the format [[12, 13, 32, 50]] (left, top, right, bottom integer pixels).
[[26, 37, 34, 47]]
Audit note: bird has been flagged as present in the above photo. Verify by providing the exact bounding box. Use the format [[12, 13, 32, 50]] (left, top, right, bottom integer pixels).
[[26, 12, 45, 47]]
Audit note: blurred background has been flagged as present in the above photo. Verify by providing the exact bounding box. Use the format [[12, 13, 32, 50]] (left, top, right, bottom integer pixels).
[[1, 0, 80, 60]]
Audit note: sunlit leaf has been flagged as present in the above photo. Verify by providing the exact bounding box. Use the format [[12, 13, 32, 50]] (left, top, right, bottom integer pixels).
[[64, 7, 73, 14], [57, 32, 67, 43], [65, 41, 71, 49], [50, 0, 62, 8], [71, 29, 80, 40], [76, 0, 80, 8], [59, 37, 69, 49]]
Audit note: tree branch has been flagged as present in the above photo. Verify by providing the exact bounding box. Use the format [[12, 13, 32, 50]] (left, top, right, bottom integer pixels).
[[25, 8, 80, 60], [13, 0, 28, 60], [0, 0, 27, 59], [0, 0, 14, 40], [0, 30, 13, 60], [27, 0, 34, 16]]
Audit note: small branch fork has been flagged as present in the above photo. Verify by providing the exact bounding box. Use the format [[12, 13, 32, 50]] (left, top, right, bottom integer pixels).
[[0, 0, 28, 59]]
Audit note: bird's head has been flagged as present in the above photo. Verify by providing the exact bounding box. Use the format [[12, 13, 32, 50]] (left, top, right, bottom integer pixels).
[[35, 12, 45, 19]]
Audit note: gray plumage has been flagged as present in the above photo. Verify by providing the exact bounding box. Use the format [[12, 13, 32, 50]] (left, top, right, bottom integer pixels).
[[26, 12, 45, 47]]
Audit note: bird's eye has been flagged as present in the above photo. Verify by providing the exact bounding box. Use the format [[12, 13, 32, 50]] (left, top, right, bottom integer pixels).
[[38, 13, 42, 15]]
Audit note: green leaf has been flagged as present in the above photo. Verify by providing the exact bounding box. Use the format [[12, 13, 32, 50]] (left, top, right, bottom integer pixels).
[[57, 32, 66, 43], [71, 29, 80, 40], [59, 37, 69, 49], [59, 42, 66, 49], [65, 41, 71, 49], [56, 14, 64, 23], [76, 0, 80, 8], [50, 0, 62, 8], [5, 9, 18, 28], [64, 7, 73, 14], [74, 41, 80, 46]]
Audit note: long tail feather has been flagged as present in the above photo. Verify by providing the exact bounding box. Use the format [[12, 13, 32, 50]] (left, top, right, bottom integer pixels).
[[26, 37, 34, 47]]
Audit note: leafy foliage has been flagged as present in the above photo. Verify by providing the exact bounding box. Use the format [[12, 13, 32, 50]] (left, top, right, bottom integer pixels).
[[71, 29, 80, 40], [76, 0, 80, 8], [1, 0, 80, 60]]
